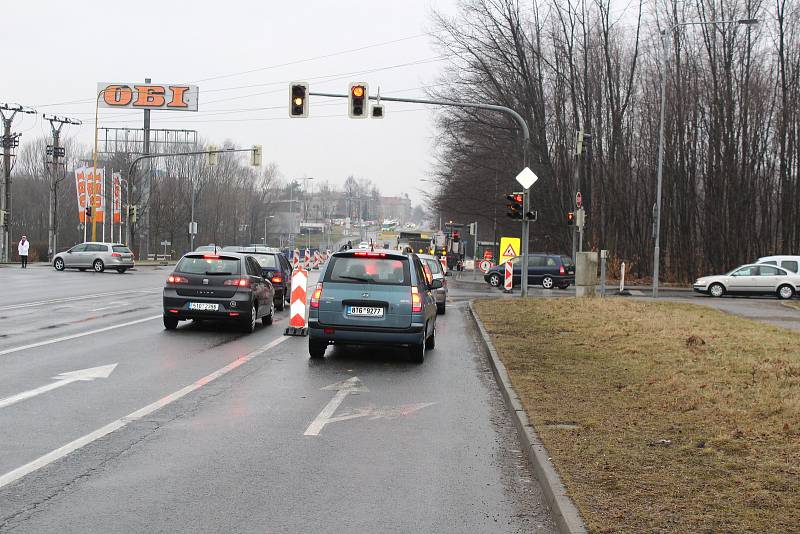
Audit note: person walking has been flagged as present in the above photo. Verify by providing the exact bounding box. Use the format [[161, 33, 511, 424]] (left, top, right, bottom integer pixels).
[[18, 235, 29, 268]]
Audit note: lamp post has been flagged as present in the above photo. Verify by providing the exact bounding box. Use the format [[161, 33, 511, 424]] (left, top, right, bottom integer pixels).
[[652, 18, 758, 297]]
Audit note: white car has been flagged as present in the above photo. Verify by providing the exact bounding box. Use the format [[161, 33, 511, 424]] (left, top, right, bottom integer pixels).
[[756, 255, 800, 273], [693, 263, 800, 300], [357, 241, 369, 250]]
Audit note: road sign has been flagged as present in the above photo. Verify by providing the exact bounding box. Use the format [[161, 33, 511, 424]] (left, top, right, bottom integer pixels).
[[189, 221, 197, 235], [576, 208, 586, 228], [479, 260, 494, 273], [483, 249, 493, 260], [515, 167, 539, 190], [499, 236, 520, 264], [160, 240, 171, 246], [576, 191, 582, 208]]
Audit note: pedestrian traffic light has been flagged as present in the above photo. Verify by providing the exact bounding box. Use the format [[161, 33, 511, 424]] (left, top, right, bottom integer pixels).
[[506, 193, 523, 220], [131, 206, 138, 223], [453, 231, 460, 242], [567, 211, 575, 225], [85, 206, 92, 220], [348, 82, 369, 118], [525, 210, 538, 221], [251, 145, 262, 167], [290, 82, 308, 118], [208, 145, 218, 166], [371, 104, 384, 118]]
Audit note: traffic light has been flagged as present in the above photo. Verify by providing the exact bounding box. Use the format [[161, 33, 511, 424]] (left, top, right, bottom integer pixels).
[[567, 211, 575, 225], [85, 206, 93, 220], [131, 206, 138, 224], [348, 82, 369, 118], [0, 209, 5, 227], [251, 145, 262, 167], [506, 193, 523, 220], [208, 145, 218, 166], [371, 104, 384, 118], [452, 231, 460, 243], [290, 82, 308, 118]]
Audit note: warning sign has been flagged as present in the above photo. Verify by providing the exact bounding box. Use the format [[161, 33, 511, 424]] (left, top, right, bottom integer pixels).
[[499, 237, 520, 264]]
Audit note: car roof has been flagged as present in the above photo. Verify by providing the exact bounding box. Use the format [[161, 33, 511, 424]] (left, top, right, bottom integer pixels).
[[417, 254, 442, 260], [183, 251, 247, 259], [333, 248, 410, 260]]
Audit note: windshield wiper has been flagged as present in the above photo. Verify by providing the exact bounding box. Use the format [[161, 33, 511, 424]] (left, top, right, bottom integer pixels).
[[205, 271, 233, 275], [338, 275, 371, 283]]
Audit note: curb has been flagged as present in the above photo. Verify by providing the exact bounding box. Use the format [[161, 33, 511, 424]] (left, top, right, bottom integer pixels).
[[468, 300, 588, 534]]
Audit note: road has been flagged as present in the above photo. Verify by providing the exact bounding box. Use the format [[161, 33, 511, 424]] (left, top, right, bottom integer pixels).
[[0, 264, 555, 533]]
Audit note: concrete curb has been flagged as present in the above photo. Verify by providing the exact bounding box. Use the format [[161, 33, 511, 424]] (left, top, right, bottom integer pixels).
[[468, 300, 588, 534]]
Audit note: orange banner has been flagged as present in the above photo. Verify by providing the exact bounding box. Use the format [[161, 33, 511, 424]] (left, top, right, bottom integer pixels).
[[112, 173, 122, 224], [75, 167, 105, 223]]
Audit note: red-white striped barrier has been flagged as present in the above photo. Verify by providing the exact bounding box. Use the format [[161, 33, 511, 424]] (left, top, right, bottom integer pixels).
[[504, 260, 513, 292], [292, 249, 300, 270], [440, 256, 447, 275], [313, 250, 320, 270], [303, 248, 311, 270], [284, 267, 308, 336]]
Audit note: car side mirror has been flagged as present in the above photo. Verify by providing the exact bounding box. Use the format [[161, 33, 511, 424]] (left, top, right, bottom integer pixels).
[[430, 278, 444, 289]]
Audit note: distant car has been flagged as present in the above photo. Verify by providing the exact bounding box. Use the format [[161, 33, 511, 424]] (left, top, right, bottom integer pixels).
[[307, 249, 441, 363], [194, 244, 220, 253], [484, 254, 575, 289], [357, 241, 369, 250], [418, 254, 448, 314], [693, 263, 800, 300], [53, 242, 134, 273], [222, 246, 291, 310], [756, 255, 800, 274], [163, 251, 275, 332]]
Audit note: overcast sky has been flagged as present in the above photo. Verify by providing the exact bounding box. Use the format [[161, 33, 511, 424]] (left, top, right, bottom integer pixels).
[[2, 0, 458, 202]]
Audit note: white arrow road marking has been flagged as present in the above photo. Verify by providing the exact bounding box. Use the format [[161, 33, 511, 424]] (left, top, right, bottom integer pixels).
[[0, 364, 118, 409], [304, 377, 369, 436], [0, 315, 161, 358], [326, 402, 437, 423]]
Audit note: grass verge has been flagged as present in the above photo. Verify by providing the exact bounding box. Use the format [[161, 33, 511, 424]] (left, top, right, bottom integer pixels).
[[474, 298, 800, 533]]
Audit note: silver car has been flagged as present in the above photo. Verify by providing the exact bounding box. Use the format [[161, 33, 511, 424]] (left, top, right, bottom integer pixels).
[[419, 254, 448, 314], [53, 242, 135, 273], [693, 263, 800, 300]]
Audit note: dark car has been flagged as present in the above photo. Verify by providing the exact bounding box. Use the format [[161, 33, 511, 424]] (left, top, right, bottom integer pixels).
[[163, 251, 275, 333], [223, 246, 291, 310], [307, 249, 442, 363], [485, 253, 575, 289]]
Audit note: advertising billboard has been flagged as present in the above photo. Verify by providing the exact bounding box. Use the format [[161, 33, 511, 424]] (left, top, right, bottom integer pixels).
[[97, 82, 199, 111]]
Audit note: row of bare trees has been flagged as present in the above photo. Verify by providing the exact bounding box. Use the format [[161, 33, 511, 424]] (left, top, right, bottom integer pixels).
[[430, 0, 797, 280]]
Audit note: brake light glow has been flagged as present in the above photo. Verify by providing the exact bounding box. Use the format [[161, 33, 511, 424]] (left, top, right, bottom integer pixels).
[[168, 309, 179, 314], [166, 275, 189, 284], [353, 251, 386, 257], [411, 286, 422, 313], [229, 312, 240, 317], [271, 276, 283, 284], [224, 278, 250, 287], [560, 265, 565, 275], [310, 283, 323, 309], [111, 252, 122, 257], [203, 254, 220, 259]]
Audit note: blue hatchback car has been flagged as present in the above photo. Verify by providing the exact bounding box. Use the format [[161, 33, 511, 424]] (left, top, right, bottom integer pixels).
[[307, 249, 442, 363]]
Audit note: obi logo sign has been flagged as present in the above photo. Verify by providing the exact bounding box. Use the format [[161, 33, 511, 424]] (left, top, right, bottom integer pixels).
[[97, 83, 199, 111]]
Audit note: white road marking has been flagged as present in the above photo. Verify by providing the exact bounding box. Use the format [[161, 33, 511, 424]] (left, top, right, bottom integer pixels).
[[0, 288, 161, 311], [0, 364, 118, 409], [0, 315, 162, 357], [0, 335, 289, 490], [304, 377, 369, 436]]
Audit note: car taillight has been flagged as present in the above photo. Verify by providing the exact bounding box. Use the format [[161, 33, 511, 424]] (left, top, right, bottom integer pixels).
[[310, 283, 323, 309], [560, 265, 565, 275], [411, 286, 422, 313], [224, 278, 250, 287], [271, 276, 283, 284], [354, 251, 386, 257], [111, 252, 121, 257], [166, 275, 188, 285], [203, 254, 220, 259]]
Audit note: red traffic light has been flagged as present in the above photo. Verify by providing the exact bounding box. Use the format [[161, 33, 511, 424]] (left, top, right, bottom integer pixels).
[[566, 211, 575, 225]]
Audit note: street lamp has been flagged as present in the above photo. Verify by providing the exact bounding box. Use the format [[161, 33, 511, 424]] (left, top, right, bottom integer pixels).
[[652, 18, 758, 297]]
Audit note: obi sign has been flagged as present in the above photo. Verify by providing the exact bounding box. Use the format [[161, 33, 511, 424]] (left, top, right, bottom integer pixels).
[[97, 82, 199, 111]]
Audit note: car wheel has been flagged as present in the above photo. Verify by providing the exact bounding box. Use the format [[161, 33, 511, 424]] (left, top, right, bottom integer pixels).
[[489, 273, 501, 287], [436, 302, 446, 315], [262, 302, 275, 325], [309, 339, 327, 359], [93, 259, 105, 273], [777, 284, 794, 300], [542, 276, 554, 289], [409, 329, 426, 363], [426, 323, 436, 350], [709, 283, 725, 298], [116, 268, 127, 274], [275, 294, 285, 311], [163, 316, 179, 330], [241, 304, 257, 333], [558, 283, 569, 290], [53, 258, 65, 271]]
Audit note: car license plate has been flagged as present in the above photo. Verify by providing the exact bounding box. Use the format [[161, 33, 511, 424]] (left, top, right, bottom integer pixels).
[[189, 302, 219, 311], [347, 306, 384, 317]]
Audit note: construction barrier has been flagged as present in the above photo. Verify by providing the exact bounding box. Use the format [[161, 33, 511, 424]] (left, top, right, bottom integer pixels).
[[504, 259, 513, 292], [313, 250, 320, 270], [303, 248, 311, 270], [284, 267, 308, 336], [440, 256, 447, 275], [292, 249, 300, 270]]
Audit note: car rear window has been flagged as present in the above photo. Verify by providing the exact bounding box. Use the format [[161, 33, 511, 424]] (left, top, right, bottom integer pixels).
[[781, 260, 798, 272], [561, 256, 574, 266], [112, 245, 132, 253], [422, 258, 442, 274], [251, 254, 278, 269], [325, 255, 410, 285], [176, 255, 241, 275]]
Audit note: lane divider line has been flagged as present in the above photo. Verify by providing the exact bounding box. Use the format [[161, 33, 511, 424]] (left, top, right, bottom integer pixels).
[[0, 335, 290, 490], [0, 315, 162, 357], [0, 287, 162, 312]]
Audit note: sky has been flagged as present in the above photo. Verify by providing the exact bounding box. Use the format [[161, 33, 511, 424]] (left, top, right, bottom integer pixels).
[[1, 0, 458, 203]]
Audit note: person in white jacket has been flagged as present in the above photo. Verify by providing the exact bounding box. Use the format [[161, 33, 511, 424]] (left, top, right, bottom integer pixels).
[[18, 235, 29, 268]]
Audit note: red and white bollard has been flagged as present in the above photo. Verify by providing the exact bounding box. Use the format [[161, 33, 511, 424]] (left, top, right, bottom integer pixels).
[[440, 256, 447, 275], [504, 259, 513, 292], [312, 250, 320, 270], [284, 267, 309, 336], [303, 248, 311, 270], [292, 249, 300, 270]]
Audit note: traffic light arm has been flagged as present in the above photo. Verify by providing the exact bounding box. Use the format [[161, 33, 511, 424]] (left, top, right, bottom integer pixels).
[[127, 148, 257, 182]]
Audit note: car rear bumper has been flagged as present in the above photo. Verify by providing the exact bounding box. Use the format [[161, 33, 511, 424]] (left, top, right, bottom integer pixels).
[[308, 320, 425, 346], [163, 292, 252, 320]]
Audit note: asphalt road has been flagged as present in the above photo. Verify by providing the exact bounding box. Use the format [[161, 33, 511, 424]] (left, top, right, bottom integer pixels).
[[0, 264, 555, 533]]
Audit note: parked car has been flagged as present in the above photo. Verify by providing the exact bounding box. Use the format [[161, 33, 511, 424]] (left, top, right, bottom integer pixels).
[[223, 246, 291, 310], [418, 253, 448, 314], [162, 251, 275, 332], [756, 255, 800, 274], [53, 242, 134, 273], [693, 263, 800, 300], [484, 254, 575, 289], [307, 249, 441, 363]]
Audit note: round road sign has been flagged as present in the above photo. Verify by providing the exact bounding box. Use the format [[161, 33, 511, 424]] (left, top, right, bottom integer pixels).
[[479, 260, 494, 273], [576, 191, 583, 208]]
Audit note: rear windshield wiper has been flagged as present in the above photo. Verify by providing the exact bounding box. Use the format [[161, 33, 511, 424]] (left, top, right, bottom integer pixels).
[[337, 275, 371, 283], [205, 271, 233, 275]]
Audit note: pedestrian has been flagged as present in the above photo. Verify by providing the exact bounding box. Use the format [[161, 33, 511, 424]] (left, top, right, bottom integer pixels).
[[18, 235, 29, 268]]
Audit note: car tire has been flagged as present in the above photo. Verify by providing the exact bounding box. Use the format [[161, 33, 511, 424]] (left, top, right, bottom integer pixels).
[[275, 293, 285, 311], [409, 330, 426, 363], [309, 339, 327, 359], [436, 302, 446, 315], [53, 258, 65, 271], [542, 276, 554, 289], [163, 316, 179, 330], [709, 283, 725, 298], [241, 304, 257, 333], [489, 273, 501, 287], [777, 284, 794, 300], [558, 283, 569, 290], [262, 302, 275, 325], [93, 259, 105, 273], [116, 268, 127, 274], [426, 323, 436, 350]]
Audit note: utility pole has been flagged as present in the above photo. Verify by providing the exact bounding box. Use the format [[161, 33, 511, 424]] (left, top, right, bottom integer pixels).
[[142, 77, 151, 260], [0, 103, 36, 262], [44, 115, 82, 261]]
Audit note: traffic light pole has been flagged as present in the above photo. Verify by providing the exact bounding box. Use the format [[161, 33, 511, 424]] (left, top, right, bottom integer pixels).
[[309, 91, 531, 296]]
